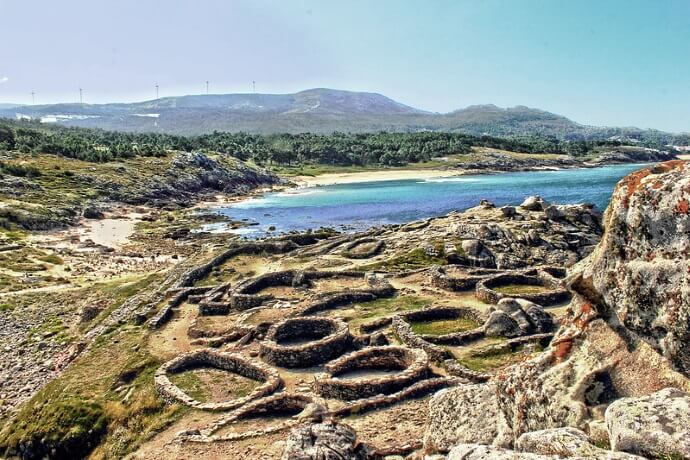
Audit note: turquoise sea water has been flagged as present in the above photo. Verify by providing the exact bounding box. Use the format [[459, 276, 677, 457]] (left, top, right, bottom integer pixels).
[[214, 163, 648, 236]]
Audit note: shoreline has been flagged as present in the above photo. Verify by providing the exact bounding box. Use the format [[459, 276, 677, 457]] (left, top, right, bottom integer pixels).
[[291, 169, 468, 187], [287, 161, 652, 188]]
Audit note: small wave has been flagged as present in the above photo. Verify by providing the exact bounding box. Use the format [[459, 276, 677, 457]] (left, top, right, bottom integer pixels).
[[275, 188, 323, 197], [419, 177, 481, 183]]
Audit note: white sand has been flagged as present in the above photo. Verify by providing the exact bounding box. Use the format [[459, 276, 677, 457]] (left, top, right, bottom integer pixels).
[[292, 169, 465, 187]]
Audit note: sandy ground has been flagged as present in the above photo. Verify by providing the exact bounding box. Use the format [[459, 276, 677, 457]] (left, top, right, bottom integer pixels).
[[292, 168, 465, 186], [81, 218, 137, 248]]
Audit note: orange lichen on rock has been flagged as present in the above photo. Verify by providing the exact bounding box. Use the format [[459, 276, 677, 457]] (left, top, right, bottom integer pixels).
[[618, 168, 651, 208], [552, 338, 574, 363], [651, 159, 686, 174], [675, 197, 689, 215]]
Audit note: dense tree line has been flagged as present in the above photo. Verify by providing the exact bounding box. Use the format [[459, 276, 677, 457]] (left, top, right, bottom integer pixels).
[[0, 118, 673, 166]]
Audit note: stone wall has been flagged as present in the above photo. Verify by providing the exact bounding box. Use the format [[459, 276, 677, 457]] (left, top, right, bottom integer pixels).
[[476, 272, 569, 306], [260, 317, 352, 368], [154, 349, 282, 411], [341, 237, 385, 259], [314, 346, 429, 400]]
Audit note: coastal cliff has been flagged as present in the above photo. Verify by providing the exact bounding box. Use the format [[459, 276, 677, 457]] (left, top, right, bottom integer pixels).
[[424, 160, 690, 459]]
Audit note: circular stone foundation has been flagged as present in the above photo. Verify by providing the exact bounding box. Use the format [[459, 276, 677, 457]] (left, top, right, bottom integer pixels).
[[475, 273, 569, 306], [314, 346, 429, 400], [260, 317, 352, 368], [196, 393, 316, 441], [155, 349, 282, 411], [398, 306, 486, 345], [430, 265, 505, 291], [341, 238, 385, 259]]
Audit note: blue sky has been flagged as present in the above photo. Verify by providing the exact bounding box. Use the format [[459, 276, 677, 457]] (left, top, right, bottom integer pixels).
[[0, 0, 688, 131]]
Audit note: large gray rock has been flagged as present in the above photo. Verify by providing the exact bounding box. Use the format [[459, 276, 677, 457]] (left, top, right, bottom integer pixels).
[[523, 303, 554, 333], [516, 427, 643, 459], [424, 383, 512, 452], [520, 195, 549, 211], [484, 310, 521, 338], [543, 205, 564, 221], [496, 298, 554, 334], [281, 421, 373, 460], [606, 387, 690, 459]]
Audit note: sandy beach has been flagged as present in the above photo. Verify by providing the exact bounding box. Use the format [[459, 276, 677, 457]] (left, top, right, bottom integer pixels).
[[292, 168, 465, 187]]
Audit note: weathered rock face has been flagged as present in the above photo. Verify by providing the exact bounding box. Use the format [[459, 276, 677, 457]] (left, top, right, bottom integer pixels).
[[424, 383, 512, 452], [425, 161, 690, 454], [606, 387, 690, 459], [515, 427, 643, 459], [582, 161, 690, 376], [281, 421, 373, 460]]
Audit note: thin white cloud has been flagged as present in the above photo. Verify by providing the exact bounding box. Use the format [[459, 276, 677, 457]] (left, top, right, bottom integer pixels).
[[0, 77, 8, 84]]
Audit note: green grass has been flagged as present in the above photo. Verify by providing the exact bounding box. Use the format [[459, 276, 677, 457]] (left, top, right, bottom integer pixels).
[[493, 284, 551, 296], [0, 326, 184, 460], [168, 370, 207, 402], [37, 253, 64, 265], [347, 295, 431, 329], [409, 317, 480, 336], [358, 248, 446, 271], [457, 344, 542, 372], [168, 368, 260, 403]]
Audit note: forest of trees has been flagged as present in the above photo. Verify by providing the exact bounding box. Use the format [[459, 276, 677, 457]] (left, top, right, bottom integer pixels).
[[0, 118, 668, 166]]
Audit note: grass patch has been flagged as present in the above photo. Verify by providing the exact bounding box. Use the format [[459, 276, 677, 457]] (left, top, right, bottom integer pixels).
[[457, 344, 543, 372], [409, 317, 480, 336], [358, 248, 446, 271], [348, 295, 431, 329], [0, 327, 184, 460], [37, 253, 64, 265], [493, 284, 551, 296], [168, 368, 260, 403]]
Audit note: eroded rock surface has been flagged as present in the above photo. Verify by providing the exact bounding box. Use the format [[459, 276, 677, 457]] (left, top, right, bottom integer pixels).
[[582, 161, 690, 376], [606, 387, 690, 459]]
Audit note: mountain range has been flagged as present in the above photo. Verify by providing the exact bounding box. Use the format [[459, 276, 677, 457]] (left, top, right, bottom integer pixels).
[[0, 88, 686, 142]]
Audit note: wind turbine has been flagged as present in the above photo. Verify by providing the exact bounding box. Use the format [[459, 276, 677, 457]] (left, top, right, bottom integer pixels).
[[155, 83, 159, 99], [206, 81, 209, 94], [31, 91, 35, 105], [79, 88, 83, 104]]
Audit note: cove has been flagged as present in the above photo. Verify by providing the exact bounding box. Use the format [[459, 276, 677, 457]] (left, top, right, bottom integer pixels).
[[212, 163, 648, 236]]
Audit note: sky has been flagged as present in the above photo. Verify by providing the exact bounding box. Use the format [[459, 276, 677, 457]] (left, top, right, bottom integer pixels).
[[0, 0, 689, 132]]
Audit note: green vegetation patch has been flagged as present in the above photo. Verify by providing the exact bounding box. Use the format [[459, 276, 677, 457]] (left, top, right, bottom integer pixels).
[[457, 343, 543, 372], [359, 248, 446, 271], [0, 325, 183, 460], [493, 283, 551, 296], [347, 295, 431, 329], [409, 317, 480, 336], [168, 368, 260, 403]]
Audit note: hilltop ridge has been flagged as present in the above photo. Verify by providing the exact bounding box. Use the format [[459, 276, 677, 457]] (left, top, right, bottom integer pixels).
[[2, 88, 688, 142]]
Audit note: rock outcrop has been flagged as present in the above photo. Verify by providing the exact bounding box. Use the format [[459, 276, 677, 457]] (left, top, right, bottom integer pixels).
[[581, 160, 690, 376], [425, 161, 690, 457], [606, 387, 690, 459], [281, 421, 374, 460]]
